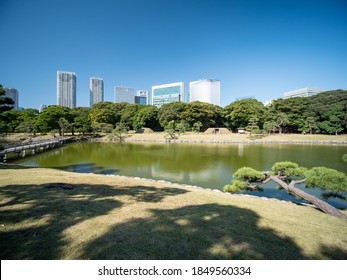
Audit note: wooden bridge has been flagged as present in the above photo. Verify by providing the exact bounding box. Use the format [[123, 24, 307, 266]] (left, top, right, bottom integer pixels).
[[0, 137, 73, 163]]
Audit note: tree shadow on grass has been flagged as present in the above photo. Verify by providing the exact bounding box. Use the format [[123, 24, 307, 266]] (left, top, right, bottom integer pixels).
[[0, 183, 187, 259], [82, 203, 306, 259], [319, 245, 347, 259]]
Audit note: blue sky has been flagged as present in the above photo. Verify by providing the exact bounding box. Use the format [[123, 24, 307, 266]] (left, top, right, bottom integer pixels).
[[1, 0, 347, 109]]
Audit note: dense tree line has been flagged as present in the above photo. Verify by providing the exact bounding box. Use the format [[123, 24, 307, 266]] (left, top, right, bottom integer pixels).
[[0, 88, 346, 135]]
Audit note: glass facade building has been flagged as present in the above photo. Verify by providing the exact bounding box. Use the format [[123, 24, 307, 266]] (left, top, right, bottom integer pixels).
[[135, 90, 148, 105], [57, 71, 76, 108], [189, 79, 220, 106], [4, 87, 19, 110], [152, 82, 184, 108], [115, 86, 135, 103], [90, 77, 104, 107]]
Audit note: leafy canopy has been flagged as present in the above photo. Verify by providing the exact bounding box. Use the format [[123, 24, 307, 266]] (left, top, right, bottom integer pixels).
[[305, 167, 347, 192], [225, 161, 347, 194], [224, 167, 266, 192], [233, 167, 266, 181]]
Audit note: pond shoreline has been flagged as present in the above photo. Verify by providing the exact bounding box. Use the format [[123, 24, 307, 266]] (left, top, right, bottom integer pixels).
[[102, 173, 322, 209]]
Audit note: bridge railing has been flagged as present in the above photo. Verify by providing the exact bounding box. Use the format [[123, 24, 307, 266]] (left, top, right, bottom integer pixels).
[[0, 137, 67, 153]]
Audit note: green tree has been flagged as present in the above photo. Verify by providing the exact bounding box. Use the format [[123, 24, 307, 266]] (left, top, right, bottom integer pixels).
[[309, 90, 347, 134], [91, 122, 113, 134], [0, 110, 22, 132], [192, 121, 203, 132], [71, 107, 92, 135], [1, 107, 38, 134], [268, 97, 309, 133], [109, 122, 129, 142], [245, 116, 260, 135], [275, 112, 288, 134], [180, 101, 223, 131], [133, 105, 160, 131], [158, 102, 187, 128], [224, 161, 347, 219], [57, 117, 71, 136], [266, 90, 347, 134], [306, 116, 317, 134], [15, 120, 35, 135], [90, 102, 128, 126], [176, 120, 190, 134], [120, 104, 143, 130], [224, 99, 265, 131], [164, 120, 179, 140], [263, 121, 277, 135], [33, 105, 72, 134]]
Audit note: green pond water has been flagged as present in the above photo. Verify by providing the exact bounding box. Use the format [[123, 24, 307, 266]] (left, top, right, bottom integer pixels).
[[16, 142, 347, 209]]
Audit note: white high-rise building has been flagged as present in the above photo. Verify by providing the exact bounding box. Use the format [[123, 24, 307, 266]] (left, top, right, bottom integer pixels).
[[189, 79, 220, 106], [57, 71, 76, 108], [4, 87, 19, 110], [152, 82, 184, 108], [283, 87, 323, 99], [90, 77, 104, 107]]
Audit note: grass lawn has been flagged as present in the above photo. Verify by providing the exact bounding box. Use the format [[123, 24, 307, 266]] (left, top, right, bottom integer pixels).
[[1, 165, 347, 260], [2, 132, 347, 144], [124, 132, 347, 143]]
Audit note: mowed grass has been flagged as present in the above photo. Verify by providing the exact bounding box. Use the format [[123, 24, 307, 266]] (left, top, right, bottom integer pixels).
[[0, 165, 347, 260]]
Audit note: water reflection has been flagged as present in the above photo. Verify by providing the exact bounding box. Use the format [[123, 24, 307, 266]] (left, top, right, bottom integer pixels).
[[238, 144, 244, 157]]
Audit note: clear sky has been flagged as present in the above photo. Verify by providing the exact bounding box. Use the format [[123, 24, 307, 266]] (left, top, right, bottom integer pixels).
[[1, 0, 347, 109]]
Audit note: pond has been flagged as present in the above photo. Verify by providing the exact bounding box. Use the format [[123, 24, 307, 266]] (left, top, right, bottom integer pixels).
[[15, 142, 347, 209]]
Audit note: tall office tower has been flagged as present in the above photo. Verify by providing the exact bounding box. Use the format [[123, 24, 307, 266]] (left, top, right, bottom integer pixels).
[[283, 87, 323, 99], [57, 71, 76, 108], [4, 87, 19, 110], [152, 82, 184, 108], [189, 79, 220, 106], [114, 86, 135, 103], [135, 90, 148, 105], [90, 77, 104, 107]]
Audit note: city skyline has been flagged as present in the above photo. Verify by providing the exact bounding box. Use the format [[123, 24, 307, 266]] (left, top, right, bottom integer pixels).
[[1, 0, 346, 109], [0, 72, 344, 110]]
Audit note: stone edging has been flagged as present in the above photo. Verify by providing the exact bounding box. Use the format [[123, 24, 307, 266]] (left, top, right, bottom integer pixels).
[[99, 173, 315, 208]]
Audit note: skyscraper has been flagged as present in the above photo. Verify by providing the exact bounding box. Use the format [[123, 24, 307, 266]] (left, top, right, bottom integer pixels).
[[90, 77, 104, 107], [57, 71, 76, 108], [152, 82, 184, 108], [4, 87, 19, 110], [135, 90, 148, 105], [189, 79, 220, 106], [115, 86, 135, 103]]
